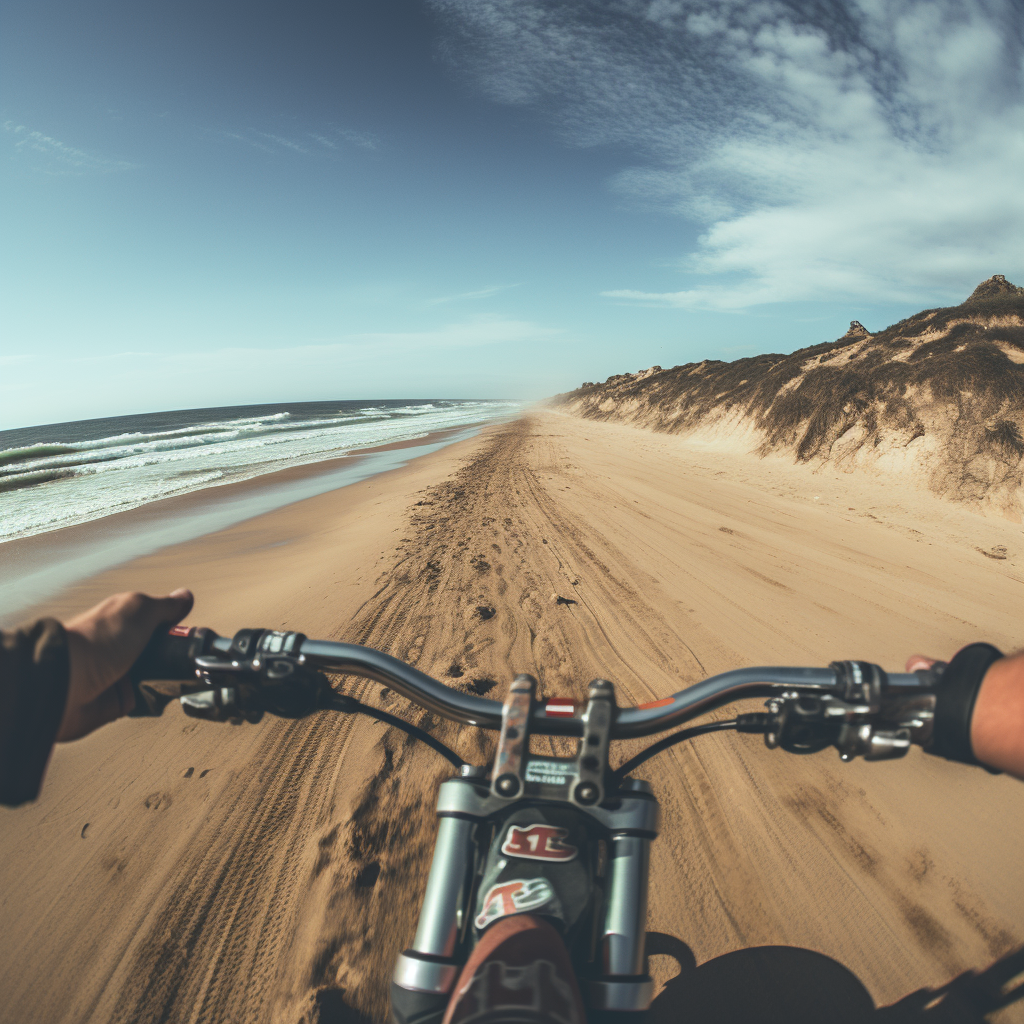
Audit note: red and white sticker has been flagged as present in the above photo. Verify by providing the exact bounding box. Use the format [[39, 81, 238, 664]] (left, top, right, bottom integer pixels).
[[501, 824, 578, 863], [475, 877, 554, 929], [544, 700, 576, 718], [168, 625, 192, 637]]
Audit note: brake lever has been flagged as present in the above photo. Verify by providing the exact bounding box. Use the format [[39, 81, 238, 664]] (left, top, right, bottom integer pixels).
[[746, 693, 911, 761], [175, 651, 333, 724], [740, 660, 937, 763]]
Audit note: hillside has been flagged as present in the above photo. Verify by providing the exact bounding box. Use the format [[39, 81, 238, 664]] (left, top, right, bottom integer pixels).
[[556, 276, 1024, 520]]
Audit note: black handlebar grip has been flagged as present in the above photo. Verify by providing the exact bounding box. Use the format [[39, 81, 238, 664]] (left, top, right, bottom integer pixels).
[[128, 626, 218, 717]]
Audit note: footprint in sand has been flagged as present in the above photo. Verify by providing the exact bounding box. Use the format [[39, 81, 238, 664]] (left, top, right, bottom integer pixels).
[[977, 545, 1008, 560]]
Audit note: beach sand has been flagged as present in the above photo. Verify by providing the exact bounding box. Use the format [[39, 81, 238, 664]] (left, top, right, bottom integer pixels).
[[1, 411, 1022, 1023]]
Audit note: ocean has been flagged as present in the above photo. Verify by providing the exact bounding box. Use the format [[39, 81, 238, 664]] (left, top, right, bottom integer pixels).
[[0, 399, 520, 544]]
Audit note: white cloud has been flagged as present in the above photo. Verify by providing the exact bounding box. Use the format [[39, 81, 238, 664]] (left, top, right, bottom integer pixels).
[[430, 0, 1024, 309], [328, 127, 379, 151], [3, 121, 139, 175], [257, 132, 310, 154], [428, 284, 521, 304]]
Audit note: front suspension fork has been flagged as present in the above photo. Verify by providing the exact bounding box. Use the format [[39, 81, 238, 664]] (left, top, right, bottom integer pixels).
[[392, 784, 657, 1018], [393, 813, 478, 997], [588, 832, 654, 1011]]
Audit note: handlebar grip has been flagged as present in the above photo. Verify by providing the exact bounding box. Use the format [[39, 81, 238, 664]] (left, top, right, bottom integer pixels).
[[128, 626, 218, 716]]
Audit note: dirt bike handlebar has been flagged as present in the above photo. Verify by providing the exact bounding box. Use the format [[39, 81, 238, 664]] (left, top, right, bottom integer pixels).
[[130, 626, 933, 743]]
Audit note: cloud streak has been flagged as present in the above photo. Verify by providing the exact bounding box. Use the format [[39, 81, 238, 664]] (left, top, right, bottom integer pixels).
[[214, 123, 380, 157], [428, 284, 521, 304], [430, 0, 1024, 309], [3, 121, 139, 175], [4, 319, 558, 372]]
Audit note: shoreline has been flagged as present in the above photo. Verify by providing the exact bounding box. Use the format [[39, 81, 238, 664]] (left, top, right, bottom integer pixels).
[[0, 421, 487, 625]]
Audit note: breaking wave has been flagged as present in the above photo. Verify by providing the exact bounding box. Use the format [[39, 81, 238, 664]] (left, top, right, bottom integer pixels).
[[0, 399, 519, 541]]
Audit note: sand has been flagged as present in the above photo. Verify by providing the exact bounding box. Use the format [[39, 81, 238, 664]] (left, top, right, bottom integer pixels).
[[1, 411, 1022, 1024]]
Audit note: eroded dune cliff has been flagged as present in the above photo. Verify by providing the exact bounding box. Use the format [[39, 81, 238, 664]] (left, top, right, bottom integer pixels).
[[556, 276, 1024, 520]]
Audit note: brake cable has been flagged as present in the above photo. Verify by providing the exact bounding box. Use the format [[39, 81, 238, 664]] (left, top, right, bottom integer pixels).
[[328, 693, 467, 769], [610, 719, 740, 783]]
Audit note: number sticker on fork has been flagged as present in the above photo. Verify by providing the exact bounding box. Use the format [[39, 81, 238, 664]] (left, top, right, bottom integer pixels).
[[475, 878, 555, 929], [501, 824, 578, 862]]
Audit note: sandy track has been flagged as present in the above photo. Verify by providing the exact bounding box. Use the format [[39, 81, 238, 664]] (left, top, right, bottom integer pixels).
[[2, 413, 1022, 1023]]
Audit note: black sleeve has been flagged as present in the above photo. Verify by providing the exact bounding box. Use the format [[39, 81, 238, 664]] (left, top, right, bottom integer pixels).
[[0, 618, 70, 806]]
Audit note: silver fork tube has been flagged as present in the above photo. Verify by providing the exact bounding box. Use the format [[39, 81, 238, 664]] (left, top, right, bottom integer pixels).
[[412, 815, 476, 956], [602, 835, 650, 976], [585, 833, 654, 1012], [392, 813, 477, 996]]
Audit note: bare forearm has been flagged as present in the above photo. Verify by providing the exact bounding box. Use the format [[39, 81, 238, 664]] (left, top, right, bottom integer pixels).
[[971, 650, 1024, 779]]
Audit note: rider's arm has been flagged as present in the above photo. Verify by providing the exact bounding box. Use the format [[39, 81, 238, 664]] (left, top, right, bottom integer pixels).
[[0, 589, 193, 807], [0, 618, 71, 806], [908, 648, 1024, 780], [970, 650, 1024, 779]]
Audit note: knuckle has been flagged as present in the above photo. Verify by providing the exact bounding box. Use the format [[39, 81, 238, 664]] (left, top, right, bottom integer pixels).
[[119, 591, 150, 616]]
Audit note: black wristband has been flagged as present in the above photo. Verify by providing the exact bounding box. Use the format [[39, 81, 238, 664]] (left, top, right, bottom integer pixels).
[[927, 643, 1003, 767]]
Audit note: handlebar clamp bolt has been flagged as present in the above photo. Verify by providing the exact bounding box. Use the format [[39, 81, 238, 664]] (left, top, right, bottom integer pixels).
[[495, 773, 520, 797]]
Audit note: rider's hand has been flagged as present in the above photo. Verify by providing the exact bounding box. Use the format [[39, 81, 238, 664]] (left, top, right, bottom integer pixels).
[[907, 650, 1024, 780], [57, 589, 194, 742]]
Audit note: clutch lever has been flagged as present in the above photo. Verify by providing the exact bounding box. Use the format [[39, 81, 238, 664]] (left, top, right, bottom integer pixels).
[[169, 651, 334, 724]]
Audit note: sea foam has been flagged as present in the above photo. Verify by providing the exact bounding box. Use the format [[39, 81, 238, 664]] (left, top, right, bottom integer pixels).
[[0, 400, 519, 542]]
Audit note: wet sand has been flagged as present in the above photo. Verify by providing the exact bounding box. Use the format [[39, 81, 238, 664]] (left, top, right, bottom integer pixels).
[[0, 423, 481, 625], [1, 412, 1022, 1024]]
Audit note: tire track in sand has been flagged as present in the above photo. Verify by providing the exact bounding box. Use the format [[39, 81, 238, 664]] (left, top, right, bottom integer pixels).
[[284, 419, 730, 1024]]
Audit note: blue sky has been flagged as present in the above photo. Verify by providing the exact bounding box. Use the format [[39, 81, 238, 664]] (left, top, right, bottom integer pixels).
[[2, 0, 1022, 428]]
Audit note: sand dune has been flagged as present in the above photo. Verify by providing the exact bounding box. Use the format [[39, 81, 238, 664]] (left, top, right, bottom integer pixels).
[[1, 413, 1022, 1023], [558, 276, 1024, 522]]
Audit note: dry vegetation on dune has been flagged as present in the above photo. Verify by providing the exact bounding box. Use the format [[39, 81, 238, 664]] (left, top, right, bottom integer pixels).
[[557, 276, 1024, 520]]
